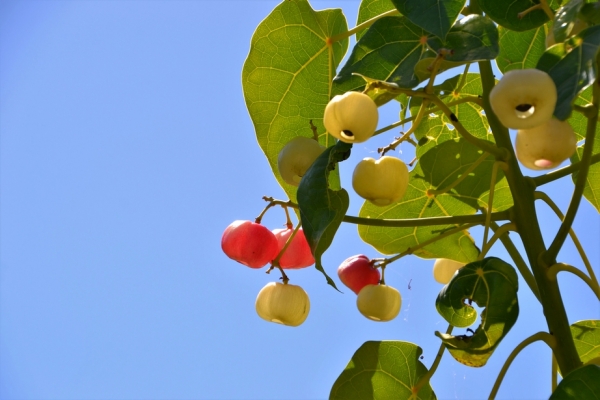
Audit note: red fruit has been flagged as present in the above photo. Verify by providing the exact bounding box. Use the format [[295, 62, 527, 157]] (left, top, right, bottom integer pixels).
[[272, 227, 315, 269], [337, 255, 381, 294], [221, 220, 279, 268]]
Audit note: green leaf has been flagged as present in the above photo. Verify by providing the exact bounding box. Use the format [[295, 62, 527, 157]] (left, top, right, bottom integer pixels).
[[332, 16, 435, 94], [298, 141, 352, 290], [391, 0, 466, 40], [550, 364, 600, 400], [479, 0, 558, 32], [427, 15, 500, 63], [571, 320, 600, 366], [496, 26, 546, 73], [356, 0, 398, 40], [579, 2, 600, 25], [435, 257, 520, 367], [330, 341, 436, 400], [537, 25, 600, 120], [242, 0, 348, 203], [553, 0, 585, 43], [570, 87, 600, 213]]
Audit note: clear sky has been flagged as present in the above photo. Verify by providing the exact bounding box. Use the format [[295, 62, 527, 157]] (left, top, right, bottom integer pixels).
[[1, 1, 598, 399]]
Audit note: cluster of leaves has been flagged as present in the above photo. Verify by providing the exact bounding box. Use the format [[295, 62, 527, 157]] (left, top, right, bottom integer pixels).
[[241, 0, 600, 398]]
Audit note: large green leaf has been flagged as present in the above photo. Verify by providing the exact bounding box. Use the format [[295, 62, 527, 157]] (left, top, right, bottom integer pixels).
[[242, 0, 348, 203], [553, 0, 585, 43], [550, 364, 600, 400], [496, 26, 546, 73], [579, 2, 600, 25], [570, 87, 600, 213], [479, 0, 558, 32], [391, 0, 466, 40], [537, 25, 600, 120], [571, 320, 600, 366], [435, 257, 520, 367], [332, 16, 435, 94], [330, 341, 436, 400], [356, 0, 398, 40], [427, 15, 499, 63], [298, 141, 351, 290]]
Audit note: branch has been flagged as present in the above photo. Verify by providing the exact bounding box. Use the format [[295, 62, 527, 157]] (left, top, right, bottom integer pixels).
[[489, 332, 557, 399], [413, 325, 453, 396], [547, 263, 600, 301], [531, 153, 600, 187]]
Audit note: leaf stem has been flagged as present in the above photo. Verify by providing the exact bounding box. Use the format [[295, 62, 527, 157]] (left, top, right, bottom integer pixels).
[[530, 153, 600, 187], [427, 152, 491, 196], [489, 332, 557, 399], [552, 355, 558, 392], [379, 100, 429, 155], [535, 191, 598, 288], [547, 263, 600, 301], [482, 161, 508, 249], [479, 222, 516, 260], [413, 325, 453, 396], [328, 9, 400, 43]]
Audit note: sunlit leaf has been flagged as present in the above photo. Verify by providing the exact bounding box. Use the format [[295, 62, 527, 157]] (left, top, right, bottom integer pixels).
[[330, 341, 436, 400], [435, 257, 519, 367], [553, 0, 585, 43], [242, 0, 348, 202], [537, 25, 600, 120], [356, 0, 398, 40], [550, 364, 600, 399], [391, 0, 466, 40], [496, 26, 546, 73], [298, 141, 352, 290], [571, 320, 600, 366], [479, 0, 559, 32]]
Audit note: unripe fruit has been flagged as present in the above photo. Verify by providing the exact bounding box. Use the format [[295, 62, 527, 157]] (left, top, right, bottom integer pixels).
[[352, 156, 409, 206], [255, 282, 310, 326], [221, 220, 279, 268], [277, 137, 325, 186], [356, 284, 401, 322], [337, 255, 380, 294], [272, 227, 315, 269], [489, 69, 557, 130], [433, 258, 465, 284], [323, 91, 378, 143], [515, 118, 577, 170]]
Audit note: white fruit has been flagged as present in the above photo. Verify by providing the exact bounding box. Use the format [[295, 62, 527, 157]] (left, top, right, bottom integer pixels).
[[515, 118, 577, 170], [356, 284, 401, 322], [433, 258, 465, 284], [255, 282, 310, 327], [352, 156, 409, 206], [277, 137, 325, 186], [323, 91, 378, 143], [489, 69, 557, 130]]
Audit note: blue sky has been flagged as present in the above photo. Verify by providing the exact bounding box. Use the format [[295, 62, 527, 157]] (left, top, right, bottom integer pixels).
[[1, 1, 598, 399]]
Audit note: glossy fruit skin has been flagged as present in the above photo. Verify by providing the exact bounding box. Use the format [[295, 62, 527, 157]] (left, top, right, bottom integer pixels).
[[356, 284, 401, 322], [337, 255, 380, 294], [272, 227, 315, 269], [277, 137, 325, 186], [255, 282, 310, 326], [352, 156, 409, 206], [323, 91, 378, 143], [433, 258, 465, 284], [515, 119, 577, 170], [221, 220, 279, 268], [489, 69, 557, 130]]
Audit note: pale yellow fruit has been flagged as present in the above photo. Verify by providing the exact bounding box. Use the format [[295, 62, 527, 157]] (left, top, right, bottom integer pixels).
[[515, 119, 577, 170], [490, 69, 557, 130], [356, 284, 401, 322], [255, 282, 310, 327], [433, 258, 465, 284], [277, 137, 325, 186], [352, 156, 409, 206], [323, 91, 378, 143]]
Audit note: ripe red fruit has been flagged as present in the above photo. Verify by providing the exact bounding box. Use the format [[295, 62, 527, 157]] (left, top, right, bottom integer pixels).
[[221, 220, 279, 268], [337, 255, 381, 294], [272, 227, 315, 269]]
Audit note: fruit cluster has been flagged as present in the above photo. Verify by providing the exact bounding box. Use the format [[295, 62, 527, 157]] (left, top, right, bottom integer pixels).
[[489, 69, 576, 170]]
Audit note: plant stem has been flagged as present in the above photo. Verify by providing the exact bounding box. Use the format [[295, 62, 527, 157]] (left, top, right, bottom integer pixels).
[[552, 355, 558, 392], [328, 9, 400, 43], [482, 161, 506, 249], [413, 325, 453, 396], [531, 153, 600, 187], [479, 60, 581, 374], [479, 222, 516, 260], [490, 221, 541, 302], [547, 263, 600, 301], [489, 332, 557, 399]]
